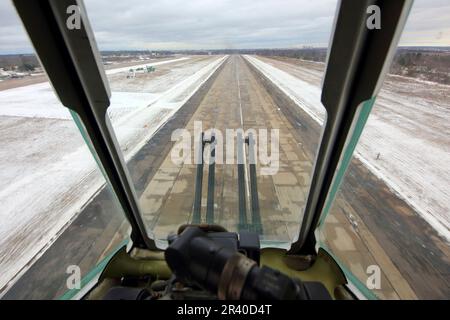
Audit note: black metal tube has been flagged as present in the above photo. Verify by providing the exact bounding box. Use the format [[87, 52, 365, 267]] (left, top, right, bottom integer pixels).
[[192, 132, 204, 224], [247, 133, 262, 234], [206, 134, 216, 224], [237, 131, 247, 231], [165, 227, 329, 300]]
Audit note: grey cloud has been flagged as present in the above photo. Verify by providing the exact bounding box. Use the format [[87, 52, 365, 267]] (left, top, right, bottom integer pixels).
[[0, 1, 31, 53], [0, 0, 448, 54], [83, 0, 337, 50]]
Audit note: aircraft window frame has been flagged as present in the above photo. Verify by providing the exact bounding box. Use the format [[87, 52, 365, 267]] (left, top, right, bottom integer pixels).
[[290, 0, 413, 254]]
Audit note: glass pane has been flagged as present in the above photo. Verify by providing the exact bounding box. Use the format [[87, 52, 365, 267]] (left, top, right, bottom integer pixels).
[[318, 1, 450, 299], [85, 0, 337, 245], [0, 2, 130, 299]]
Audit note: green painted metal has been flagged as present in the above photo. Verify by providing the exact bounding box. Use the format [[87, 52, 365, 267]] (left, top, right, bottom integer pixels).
[[318, 243, 379, 300], [318, 97, 377, 226], [100, 248, 171, 280], [59, 239, 129, 300], [313, 97, 379, 300], [64, 98, 378, 300]]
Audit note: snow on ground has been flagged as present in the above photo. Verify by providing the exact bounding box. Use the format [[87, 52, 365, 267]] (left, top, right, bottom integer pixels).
[[107, 57, 215, 94], [105, 57, 189, 75], [0, 55, 226, 293], [0, 56, 192, 120], [0, 83, 72, 120], [111, 56, 228, 160], [244, 55, 450, 242], [245, 55, 325, 124]]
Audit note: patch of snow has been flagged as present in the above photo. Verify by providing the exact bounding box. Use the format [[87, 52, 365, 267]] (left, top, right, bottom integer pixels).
[[105, 57, 189, 75], [244, 55, 325, 124], [245, 55, 450, 243], [0, 82, 72, 120], [0, 55, 226, 294], [111, 56, 228, 160]]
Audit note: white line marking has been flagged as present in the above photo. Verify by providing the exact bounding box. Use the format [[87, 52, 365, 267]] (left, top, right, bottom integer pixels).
[[235, 56, 251, 219]]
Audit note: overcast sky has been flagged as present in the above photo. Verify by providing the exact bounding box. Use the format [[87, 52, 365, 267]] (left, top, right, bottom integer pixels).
[[0, 0, 449, 54]]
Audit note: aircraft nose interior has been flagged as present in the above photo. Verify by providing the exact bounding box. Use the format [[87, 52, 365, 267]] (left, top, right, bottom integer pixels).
[[2, 0, 448, 308]]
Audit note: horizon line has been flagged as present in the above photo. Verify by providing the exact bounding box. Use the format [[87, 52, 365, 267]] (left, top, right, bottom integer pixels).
[[1, 45, 450, 56]]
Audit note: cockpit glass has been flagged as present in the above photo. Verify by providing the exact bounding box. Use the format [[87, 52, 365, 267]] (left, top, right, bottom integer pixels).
[[84, 0, 336, 245], [2, 0, 449, 300]]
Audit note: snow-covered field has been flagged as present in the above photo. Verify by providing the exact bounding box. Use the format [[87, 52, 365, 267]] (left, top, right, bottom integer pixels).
[[244, 55, 450, 242], [0, 55, 226, 294], [105, 57, 189, 75], [1, 52, 447, 294]]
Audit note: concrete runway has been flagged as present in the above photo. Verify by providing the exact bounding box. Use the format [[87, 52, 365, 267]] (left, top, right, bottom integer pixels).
[[4, 55, 449, 299], [141, 55, 313, 243]]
